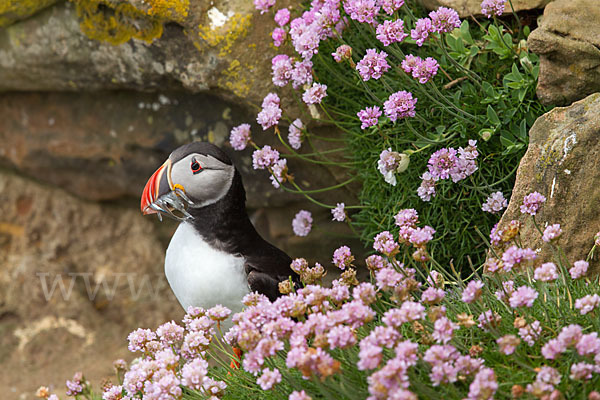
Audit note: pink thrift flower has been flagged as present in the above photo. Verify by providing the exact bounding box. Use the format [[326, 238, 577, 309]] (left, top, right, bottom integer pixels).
[[269, 160, 287, 188], [542, 224, 562, 242], [394, 208, 419, 227], [494, 280, 515, 302], [102, 385, 125, 400], [501, 245, 536, 271], [65, 372, 84, 396], [409, 226, 435, 247], [428, 148, 458, 180], [570, 362, 595, 381], [274, 8, 290, 26], [331, 203, 346, 222], [257, 106, 282, 131], [576, 332, 600, 356], [343, 0, 380, 24], [481, 0, 506, 18], [411, 56, 439, 83], [520, 191, 546, 215], [397, 300, 426, 323], [379, 0, 405, 14], [377, 148, 408, 186], [466, 367, 498, 400], [356, 49, 390, 81], [570, 260, 589, 279], [257, 368, 282, 390], [433, 316, 458, 344], [422, 287, 445, 304], [292, 210, 312, 236], [289, 391, 312, 400], [575, 294, 600, 315], [272, 27, 287, 47], [401, 54, 421, 74], [489, 223, 503, 246], [254, 0, 275, 14], [411, 18, 433, 46], [375, 267, 403, 291], [353, 282, 377, 304], [482, 191, 507, 213], [595, 231, 600, 246], [156, 321, 184, 344], [429, 7, 461, 33], [558, 324, 583, 348], [375, 19, 407, 46], [477, 310, 502, 331], [366, 254, 387, 271], [332, 245, 354, 269], [497, 334, 520, 355], [302, 82, 328, 104], [252, 145, 280, 170], [291, 60, 313, 89], [332, 44, 352, 62], [509, 285, 538, 308], [327, 325, 357, 349], [288, 118, 303, 149], [229, 123, 251, 151], [357, 106, 382, 129], [272, 54, 293, 87], [519, 320, 542, 346], [534, 262, 559, 282], [462, 280, 484, 303], [373, 231, 400, 256], [207, 304, 231, 321], [383, 90, 417, 122], [418, 172, 436, 201], [127, 328, 157, 352]]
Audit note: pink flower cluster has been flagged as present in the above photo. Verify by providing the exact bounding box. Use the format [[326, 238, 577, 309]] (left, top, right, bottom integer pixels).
[[375, 19, 408, 46], [520, 191, 546, 215], [229, 123, 251, 151], [401, 54, 439, 84], [357, 106, 382, 129], [257, 93, 282, 130], [292, 210, 313, 236], [418, 140, 479, 202], [481, 191, 507, 213], [383, 90, 417, 122], [356, 49, 390, 81], [481, 0, 506, 18], [101, 306, 229, 400]]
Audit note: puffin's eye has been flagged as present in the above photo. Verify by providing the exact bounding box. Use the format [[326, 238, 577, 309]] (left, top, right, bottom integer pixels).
[[190, 158, 203, 175]]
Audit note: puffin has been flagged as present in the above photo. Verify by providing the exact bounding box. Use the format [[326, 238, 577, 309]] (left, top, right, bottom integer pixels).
[[140, 142, 298, 318]]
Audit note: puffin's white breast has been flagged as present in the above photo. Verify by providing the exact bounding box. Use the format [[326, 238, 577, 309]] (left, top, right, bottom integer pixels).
[[165, 222, 250, 318]]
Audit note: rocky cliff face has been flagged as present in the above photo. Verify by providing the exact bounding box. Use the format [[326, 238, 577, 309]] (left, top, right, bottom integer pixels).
[[0, 1, 361, 396]]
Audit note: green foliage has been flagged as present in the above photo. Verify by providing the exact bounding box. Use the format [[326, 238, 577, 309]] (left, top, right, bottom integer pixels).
[[310, 7, 550, 273]]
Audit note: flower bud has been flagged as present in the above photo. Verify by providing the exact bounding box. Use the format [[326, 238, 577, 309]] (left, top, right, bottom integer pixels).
[[278, 280, 294, 295]]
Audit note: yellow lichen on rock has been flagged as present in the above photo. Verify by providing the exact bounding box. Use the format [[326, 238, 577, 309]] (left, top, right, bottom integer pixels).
[[217, 59, 254, 98], [0, 0, 58, 27], [145, 0, 189, 21], [197, 13, 252, 56], [72, 0, 163, 45]]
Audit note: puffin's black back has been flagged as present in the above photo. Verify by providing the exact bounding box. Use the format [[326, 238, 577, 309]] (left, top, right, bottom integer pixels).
[[183, 143, 298, 300]]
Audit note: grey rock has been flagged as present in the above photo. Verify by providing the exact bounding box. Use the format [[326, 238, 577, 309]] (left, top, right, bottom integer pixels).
[[497, 92, 600, 272], [528, 0, 600, 106]]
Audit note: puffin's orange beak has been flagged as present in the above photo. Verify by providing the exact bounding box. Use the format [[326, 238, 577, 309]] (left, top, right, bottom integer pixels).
[[141, 159, 173, 214]]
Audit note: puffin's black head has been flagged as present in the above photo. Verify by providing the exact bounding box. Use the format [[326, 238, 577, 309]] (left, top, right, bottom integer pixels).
[[141, 142, 237, 217]]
